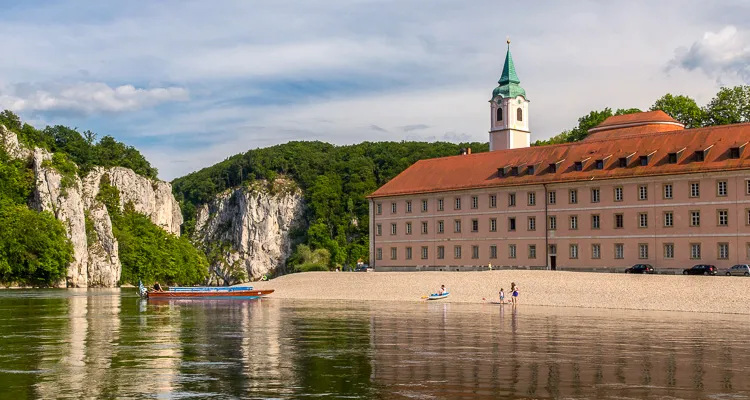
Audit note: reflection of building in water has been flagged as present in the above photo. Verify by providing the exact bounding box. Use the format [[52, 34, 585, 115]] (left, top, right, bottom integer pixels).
[[369, 306, 750, 398]]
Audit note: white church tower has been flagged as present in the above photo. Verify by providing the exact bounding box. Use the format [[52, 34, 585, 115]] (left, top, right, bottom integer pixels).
[[489, 40, 530, 151]]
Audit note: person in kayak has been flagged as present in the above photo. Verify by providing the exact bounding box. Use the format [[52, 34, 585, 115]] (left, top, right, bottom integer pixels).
[[438, 285, 447, 295], [153, 282, 164, 292]]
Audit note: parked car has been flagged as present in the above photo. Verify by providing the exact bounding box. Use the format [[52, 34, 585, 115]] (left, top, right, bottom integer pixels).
[[624, 264, 655, 274], [682, 265, 718, 275], [354, 264, 369, 272], [725, 264, 750, 276]]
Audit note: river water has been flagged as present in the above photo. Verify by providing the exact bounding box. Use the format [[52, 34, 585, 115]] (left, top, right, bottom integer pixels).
[[1, 290, 749, 399]]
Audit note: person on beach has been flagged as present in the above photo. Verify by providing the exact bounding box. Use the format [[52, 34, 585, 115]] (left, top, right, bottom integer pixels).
[[488, 262, 492, 271], [499, 288, 505, 303], [510, 282, 519, 304]]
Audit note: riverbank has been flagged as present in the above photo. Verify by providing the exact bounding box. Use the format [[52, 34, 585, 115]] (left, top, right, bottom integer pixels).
[[250, 270, 750, 314]]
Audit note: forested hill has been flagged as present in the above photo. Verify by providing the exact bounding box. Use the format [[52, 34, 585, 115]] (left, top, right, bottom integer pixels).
[[172, 141, 489, 267]]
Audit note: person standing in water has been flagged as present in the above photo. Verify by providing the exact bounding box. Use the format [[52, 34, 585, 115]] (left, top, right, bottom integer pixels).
[[510, 282, 519, 305], [499, 288, 505, 303]]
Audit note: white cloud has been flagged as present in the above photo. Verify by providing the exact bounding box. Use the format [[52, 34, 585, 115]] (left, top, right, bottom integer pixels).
[[0, 82, 188, 114], [669, 25, 750, 84]]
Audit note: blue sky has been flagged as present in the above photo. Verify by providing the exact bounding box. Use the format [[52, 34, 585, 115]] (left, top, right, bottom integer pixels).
[[0, 0, 748, 180]]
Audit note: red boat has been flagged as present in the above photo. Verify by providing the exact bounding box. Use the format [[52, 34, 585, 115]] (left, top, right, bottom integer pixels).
[[139, 283, 274, 300]]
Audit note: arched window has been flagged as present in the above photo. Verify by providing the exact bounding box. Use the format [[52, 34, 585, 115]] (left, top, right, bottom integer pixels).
[[517, 108, 523, 121], [496, 107, 503, 122]]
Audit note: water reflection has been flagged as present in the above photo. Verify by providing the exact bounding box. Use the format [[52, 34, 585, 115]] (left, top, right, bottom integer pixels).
[[0, 292, 749, 399]]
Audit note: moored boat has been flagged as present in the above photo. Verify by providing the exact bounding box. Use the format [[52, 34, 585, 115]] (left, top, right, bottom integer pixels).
[[139, 282, 274, 300], [426, 292, 449, 300]]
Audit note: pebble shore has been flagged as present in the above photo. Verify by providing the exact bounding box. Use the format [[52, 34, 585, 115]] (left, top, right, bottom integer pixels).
[[251, 270, 750, 314]]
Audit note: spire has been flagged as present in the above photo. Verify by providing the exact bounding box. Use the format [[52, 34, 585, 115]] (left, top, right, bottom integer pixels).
[[492, 39, 526, 100], [498, 39, 521, 85]]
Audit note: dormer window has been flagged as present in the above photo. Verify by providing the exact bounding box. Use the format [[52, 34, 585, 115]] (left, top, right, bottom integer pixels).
[[496, 108, 503, 122], [511, 166, 519, 176], [497, 167, 505, 177], [694, 151, 705, 162], [527, 165, 535, 175], [618, 158, 627, 167], [517, 108, 523, 122], [668, 153, 678, 164], [639, 156, 648, 166], [574, 162, 583, 171], [549, 163, 557, 173], [730, 147, 741, 159], [595, 160, 604, 170]]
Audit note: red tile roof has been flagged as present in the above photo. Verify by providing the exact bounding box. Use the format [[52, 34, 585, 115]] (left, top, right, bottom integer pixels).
[[594, 110, 680, 129], [369, 122, 750, 198]]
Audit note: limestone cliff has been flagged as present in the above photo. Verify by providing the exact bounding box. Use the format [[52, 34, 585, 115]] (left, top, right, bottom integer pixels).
[[194, 180, 304, 283], [1, 126, 179, 287]]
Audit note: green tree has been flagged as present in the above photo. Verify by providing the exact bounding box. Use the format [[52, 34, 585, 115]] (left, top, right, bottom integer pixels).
[[650, 93, 704, 128], [703, 86, 750, 126]]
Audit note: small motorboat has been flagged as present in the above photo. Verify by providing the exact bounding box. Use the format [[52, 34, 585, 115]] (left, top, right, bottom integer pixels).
[[426, 292, 450, 300], [139, 282, 274, 300]]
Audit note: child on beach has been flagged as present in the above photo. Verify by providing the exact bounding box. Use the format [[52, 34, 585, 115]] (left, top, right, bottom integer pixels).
[[510, 282, 519, 305], [499, 289, 505, 303]]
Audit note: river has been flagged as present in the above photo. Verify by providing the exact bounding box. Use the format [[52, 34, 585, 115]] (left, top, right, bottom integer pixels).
[[0, 289, 749, 399]]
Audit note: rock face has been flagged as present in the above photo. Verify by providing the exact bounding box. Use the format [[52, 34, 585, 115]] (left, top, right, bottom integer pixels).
[[1, 127, 180, 287], [194, 181, 304, 282], [82, 167, 182, 235]]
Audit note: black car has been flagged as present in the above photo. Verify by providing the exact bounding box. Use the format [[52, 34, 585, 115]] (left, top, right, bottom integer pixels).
[[624, 264, 654, 274], [682, 264, 718, 275], [354, 265, 369, 272]]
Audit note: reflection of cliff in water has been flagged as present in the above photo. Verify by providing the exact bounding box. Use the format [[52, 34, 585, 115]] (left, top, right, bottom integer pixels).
[[369, 304, 749, 399]]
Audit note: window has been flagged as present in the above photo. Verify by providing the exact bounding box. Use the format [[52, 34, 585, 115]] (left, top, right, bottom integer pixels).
[[405, 247, 412, 260], [489, 194, 497, 208], [406, 201, 412, 213], [618, 157, 628, 168], [421, 200, 428, 212], [455, 197, 462, 210], [528, 192, 536, 206], [729, 147, 741, 159], [376, 224, 382, 236], [437, 246, 445, 259], [509, 244, 517, 259], [454, 245, 462, 259], [471, 196, 479, 209], [548, 191, 557, 205], [747, 209, 750, 225], [472, 246, 479, 259], [528, 216, 536, 231], [614, 187, 623, 202], [490, 218, 497, 232], [569, 189, 578, 204], [664, 243, 674, 259], [717, 181, 728, 197], [690, 211, 700, 227], [695, 151, 705, 162], [592, 244, 601, 259], [691, 243, 701, 259], [664, 212, 673, 227], [615, 243, 624, 259], [376, 203, 382, 215], [748, 243, 750, 260], [471, 219, 479, 232], [638, 185, 648, 200], [667, 152, 678, 164], [438, 198, 444, 211], [638, 213, 648, 228], [574, 161, 583, 171], [496, 107, 503, 121], [490, 245, 498, 259], [529, 245, 537, 259], [511, 167, 519, 176], [615, 214, 624, 228], [421, 247, 428, 259], [569, 215, 578, 230], [421, 221, 428, 234], [390, 247, 397, 260], [591, 188, 600, 203], [591, 214, 600, 229], [639, 244, 649, 259], [718, 210, 729, 226], [508, 217, 516, 231], [690, 182, 700, 198], [663, 184, 673, 199], [570, 244, 579, 259], [639, 156, 648, 166], [549, 163, 557, 173], [391, 202, 397, 213], [548, 216, 557, 230], [406, 222, 412, 235], [438, 220, 444, 234], [718, 243, 729, 260], [595, 159, 604, 170], [508, 193, 516, 207], [391, 223, 397, 235], [517, 108, 523, 121], [376, 248, 382, 260], [747, 180, 750, 195], [454, 220, 462, 233], [528, 165, 535, 175]]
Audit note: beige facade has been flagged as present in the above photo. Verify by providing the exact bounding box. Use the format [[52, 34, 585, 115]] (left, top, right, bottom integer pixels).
[[369, 172, 750, 272]]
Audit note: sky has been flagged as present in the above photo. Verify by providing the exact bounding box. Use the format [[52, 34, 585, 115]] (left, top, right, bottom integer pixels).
[[0, 0, 749, 180]]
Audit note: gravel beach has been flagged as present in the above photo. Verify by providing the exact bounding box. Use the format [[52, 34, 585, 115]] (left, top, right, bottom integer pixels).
[[251, 270, 750, 314]]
